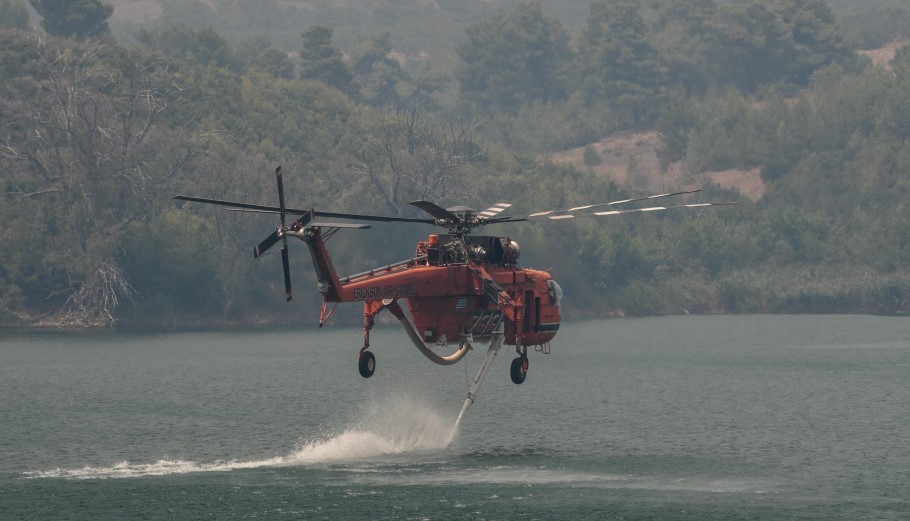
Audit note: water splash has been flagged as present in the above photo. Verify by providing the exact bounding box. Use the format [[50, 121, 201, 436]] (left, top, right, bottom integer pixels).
[[25, 394, 452, 480], [287, 394, 452, 464]]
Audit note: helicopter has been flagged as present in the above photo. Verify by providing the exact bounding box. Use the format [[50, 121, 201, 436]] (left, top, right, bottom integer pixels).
[[175, 166, 734, 386]]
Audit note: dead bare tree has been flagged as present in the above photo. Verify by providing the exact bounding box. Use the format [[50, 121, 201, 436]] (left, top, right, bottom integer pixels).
[[57, 260, 135, 327], [355, 108, 483, 213], [0, 34, 194, 326]]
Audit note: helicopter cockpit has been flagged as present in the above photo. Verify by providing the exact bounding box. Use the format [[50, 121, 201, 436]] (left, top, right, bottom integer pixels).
[[547, 279, 563, 308]]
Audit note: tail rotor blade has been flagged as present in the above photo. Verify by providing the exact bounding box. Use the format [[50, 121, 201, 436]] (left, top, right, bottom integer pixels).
[[253, 230, 280, 259], [276, 165, 292, 301], [275, 166, 287, 227], [281, 243, 292, 302]]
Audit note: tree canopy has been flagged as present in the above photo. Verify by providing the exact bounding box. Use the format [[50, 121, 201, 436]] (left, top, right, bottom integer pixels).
[[0, 0, 30, 30], [456, 1, 572, 115], [29, 0, 113, 38], [577, 0, 664, 125], [298, 24, 358, 98]]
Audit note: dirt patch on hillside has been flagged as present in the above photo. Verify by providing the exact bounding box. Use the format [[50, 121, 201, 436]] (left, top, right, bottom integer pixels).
[[544, 131, 663, 188], [705, 168, 764, 201], [545, 130, 765, 201], [859, 40, 909, 69]]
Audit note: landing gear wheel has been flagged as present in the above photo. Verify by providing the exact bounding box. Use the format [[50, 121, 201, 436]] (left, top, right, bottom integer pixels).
[[358, 350, 376, 378], [510, 356, 528, 385]]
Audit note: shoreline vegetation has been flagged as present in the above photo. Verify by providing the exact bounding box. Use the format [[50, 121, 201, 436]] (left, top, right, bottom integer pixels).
[[7, 267, 909, 331], [2, 1, 910, 329]]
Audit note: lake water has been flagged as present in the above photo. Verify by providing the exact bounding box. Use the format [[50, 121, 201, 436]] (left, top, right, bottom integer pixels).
[[1, 315, 908, 519]]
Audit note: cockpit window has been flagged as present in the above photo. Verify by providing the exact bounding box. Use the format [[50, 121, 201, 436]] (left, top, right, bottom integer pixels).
[[547, 279, 563, 308]]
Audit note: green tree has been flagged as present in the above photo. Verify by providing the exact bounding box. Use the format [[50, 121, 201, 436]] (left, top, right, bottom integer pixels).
[[0, 0, 30, 29], [121, 209, 223, 322], [656, 85, 696, 164], [253, 47, 295, 79], [760, 97, 810, 180], [135, 25, 241, 71], [577, 0, 664, 126], [840, 5, 910, 50], [892, 43, 910, 70], [769, 0, 855, 85], [349, 31, 407, 107], [647, 0, 717, 94], [233, 34, 270, 71], [402, 64, 451, 111], [1, 35, 193, 325], [29, 0, 112, 38], [456, 1, 572, 114], [299, 24, 358, 98], [703, 1, 794, 92], [703, 0, 856, 92]]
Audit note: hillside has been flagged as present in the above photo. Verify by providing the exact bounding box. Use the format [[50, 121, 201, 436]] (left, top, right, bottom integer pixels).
[[106, 0, 591, 56], [4, 1, 910, 328], [545, 131, 765, 202]]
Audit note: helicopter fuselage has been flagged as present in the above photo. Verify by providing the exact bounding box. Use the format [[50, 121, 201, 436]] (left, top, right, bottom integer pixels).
[[303, 227, 561, 349], [350, 263, 559, 347]]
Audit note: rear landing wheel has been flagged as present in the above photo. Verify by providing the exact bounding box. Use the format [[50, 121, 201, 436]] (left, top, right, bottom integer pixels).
[[510, 356, 528, 384], [359, 350, 376, 378]]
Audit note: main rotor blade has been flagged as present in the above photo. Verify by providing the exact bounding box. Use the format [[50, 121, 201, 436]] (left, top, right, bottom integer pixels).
[[281, 244, 292, 302], [477, 202, 512, 219], [487, 201, 737, 224], [253, 230, 280, 258], [175, 195, 288, 212], [311, 211, 431, 224], [225, 208, 282, 214], [174, 195, 435, 224], [527, 189, 702, 218], [409, 200, 460, 222], [552, 201, 738, 220]]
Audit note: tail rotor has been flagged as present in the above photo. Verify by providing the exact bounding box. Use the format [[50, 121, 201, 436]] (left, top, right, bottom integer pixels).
[[275, 166, 293, 302], [250, 166, 294, 302]]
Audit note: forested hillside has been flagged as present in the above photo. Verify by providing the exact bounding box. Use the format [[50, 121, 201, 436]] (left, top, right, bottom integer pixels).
[[2, 0, 910, 327]]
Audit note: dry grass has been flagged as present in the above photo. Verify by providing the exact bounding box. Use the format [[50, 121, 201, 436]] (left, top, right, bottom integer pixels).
[[859, 40, 910, 69]]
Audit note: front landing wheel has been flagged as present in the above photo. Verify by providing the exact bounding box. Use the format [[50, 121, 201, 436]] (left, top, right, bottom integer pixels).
[[358, 350, 376, 378], [510, 356, 528, 385]]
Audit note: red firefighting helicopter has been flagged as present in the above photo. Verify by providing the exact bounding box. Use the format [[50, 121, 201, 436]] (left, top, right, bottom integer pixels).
[[175, 167, 734, 386]]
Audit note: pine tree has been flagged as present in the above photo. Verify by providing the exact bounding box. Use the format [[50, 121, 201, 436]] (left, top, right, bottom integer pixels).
[[456, 1, 572, 114], [0, 0, 30, 30], [298, 25, 358, 98], [29, 0, 113, 38], [578, 0, 664, 125]]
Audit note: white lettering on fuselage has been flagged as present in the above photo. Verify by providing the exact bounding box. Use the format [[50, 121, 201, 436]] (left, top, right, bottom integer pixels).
[[352, 284, 416, 301]]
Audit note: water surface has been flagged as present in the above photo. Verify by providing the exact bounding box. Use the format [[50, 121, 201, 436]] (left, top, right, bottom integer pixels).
[[1, 315, 908, 519]]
